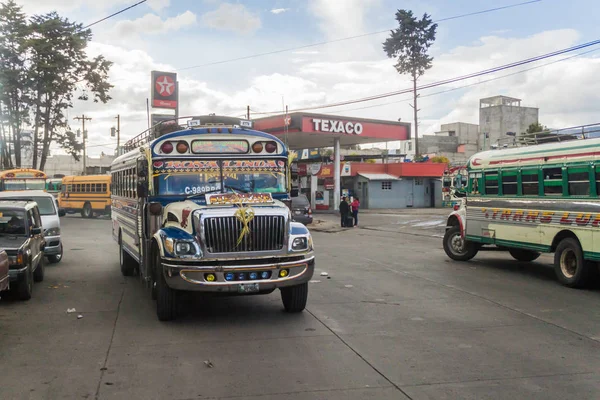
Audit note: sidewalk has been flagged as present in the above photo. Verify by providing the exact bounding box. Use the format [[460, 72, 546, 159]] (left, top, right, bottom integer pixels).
[[314, 207, 452, 217]]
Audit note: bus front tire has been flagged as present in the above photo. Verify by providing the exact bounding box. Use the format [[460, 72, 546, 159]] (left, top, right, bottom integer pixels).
[[443, 225, 478, 261], [509, 248, 540, 262], [554, 238, 594, 288], [120, 237, 136, 277], [155, 252, 177, 321], [81, 202, 93, 218], [281, 283, 308, 313]]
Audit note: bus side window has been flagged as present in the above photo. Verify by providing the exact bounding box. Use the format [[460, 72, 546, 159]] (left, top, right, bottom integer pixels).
[[596, 167, 600, 196], [521, 170, 539, 195], [543, 167, 563, 195], [484, 172, 498, 195], [568, 167, 590, 196], [502, 173, 517, 195]]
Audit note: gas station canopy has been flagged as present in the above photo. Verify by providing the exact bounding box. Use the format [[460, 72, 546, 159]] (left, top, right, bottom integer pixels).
[[253, 112, 411, 150]]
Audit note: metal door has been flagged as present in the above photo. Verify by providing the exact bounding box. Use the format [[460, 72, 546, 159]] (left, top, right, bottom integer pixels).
[[406, 180, 414, 207]]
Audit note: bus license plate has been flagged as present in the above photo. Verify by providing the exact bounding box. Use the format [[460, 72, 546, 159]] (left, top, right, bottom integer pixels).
[[238, 283, 259, 293]]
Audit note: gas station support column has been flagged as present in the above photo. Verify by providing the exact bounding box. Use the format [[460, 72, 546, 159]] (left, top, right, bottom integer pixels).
[[334, 137, 340, 211]]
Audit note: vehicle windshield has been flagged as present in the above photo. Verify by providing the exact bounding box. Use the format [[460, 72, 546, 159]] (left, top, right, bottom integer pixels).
[[292, 195, 310, 207], [0, 210, 27, 236], [155, 159, 287, 196], [32, 197, 56, 215], [0, 196, 55, 215], [3, 179, 46, 191]]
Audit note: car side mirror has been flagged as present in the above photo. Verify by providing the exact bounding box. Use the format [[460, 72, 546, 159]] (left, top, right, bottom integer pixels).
[[32, 227, 42, 235], [58, 208, 66, 217]]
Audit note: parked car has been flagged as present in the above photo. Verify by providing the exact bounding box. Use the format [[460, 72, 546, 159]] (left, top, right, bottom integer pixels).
[[0, 201, 45, 300], [0, 190, 65, 263], [0, 249, 9, 293], [291, 194, 313, 225]]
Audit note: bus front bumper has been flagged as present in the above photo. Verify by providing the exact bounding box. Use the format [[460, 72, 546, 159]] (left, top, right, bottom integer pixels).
[[161, 255, 315, 293]]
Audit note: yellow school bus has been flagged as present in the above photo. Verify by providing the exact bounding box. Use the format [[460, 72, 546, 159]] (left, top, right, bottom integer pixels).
[[59, 175, 111, 218], [0, 168, 47, 191]]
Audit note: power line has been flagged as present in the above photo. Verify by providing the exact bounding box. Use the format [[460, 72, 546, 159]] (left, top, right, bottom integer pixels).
[[177, 0, 541, 71], [252, 38, 600, 115], [287, 47, 600, 115], [82, 0, 147, 29]]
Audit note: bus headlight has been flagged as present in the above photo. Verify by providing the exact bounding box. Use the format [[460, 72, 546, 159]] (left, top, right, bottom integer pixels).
[[174, 240, 200, 257], [291, 237, 308, 251]]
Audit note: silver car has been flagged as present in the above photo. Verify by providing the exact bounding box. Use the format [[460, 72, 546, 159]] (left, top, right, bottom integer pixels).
[[0, 191, 65, 263]]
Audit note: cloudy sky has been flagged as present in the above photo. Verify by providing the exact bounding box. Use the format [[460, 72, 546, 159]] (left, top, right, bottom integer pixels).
[[18, 0, 600, 156]]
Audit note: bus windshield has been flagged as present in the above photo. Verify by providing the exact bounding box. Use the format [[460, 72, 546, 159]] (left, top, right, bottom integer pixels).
[[155, 159, 287, 196], [3, 179, 46, 191]]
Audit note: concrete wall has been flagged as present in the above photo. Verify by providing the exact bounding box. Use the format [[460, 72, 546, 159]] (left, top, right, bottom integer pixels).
[[479, 105, 538, 150], [356, 177, 435, 209]]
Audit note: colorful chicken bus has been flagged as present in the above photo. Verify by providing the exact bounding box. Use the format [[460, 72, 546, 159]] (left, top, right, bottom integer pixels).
[[111, 115, 315, 321], [0, 169, 47, 191], [443, 137, 600, 288]]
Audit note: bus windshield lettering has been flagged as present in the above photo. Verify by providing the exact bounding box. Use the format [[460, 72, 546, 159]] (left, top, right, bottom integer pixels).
[[155, 159, 287, 196]]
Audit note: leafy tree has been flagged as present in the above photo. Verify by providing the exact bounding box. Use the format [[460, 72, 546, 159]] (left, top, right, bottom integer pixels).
[[383, 10, 437, 159], [28, 12, 112, 170], [0, 0, 30, 167], [0, 2, 112, 170], [430, 155, 449, 164], [525, 122, 547, 134]]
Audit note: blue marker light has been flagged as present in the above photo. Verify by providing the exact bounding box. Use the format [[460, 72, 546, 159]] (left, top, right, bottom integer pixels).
[[225, 272, 234, 281], [238, 272, 246, 280], [249, 272, 258, 280], [261, 271, 270, 279]]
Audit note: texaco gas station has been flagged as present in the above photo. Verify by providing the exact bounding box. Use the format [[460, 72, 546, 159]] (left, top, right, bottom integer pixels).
[[253, 113, 414, 210]]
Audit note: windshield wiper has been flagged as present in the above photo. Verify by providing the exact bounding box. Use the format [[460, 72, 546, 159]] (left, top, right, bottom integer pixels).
[[185, 185, 249, 200]]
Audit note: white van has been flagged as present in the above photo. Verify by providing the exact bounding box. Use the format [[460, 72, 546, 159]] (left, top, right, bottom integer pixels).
[[0, 190, 65, 263]]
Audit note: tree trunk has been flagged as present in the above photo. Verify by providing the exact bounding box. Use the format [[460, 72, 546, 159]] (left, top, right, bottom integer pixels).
[[32, 93, 42, 170], [39, 96, 52, 171], [11, 92, 21, 167], [412, 75, 419, 158]]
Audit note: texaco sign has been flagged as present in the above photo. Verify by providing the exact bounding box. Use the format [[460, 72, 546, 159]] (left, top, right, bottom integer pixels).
[[151, 70, 178, 109]]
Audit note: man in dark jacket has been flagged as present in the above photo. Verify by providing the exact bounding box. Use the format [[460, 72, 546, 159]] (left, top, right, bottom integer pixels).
[[339, 196, 350, 227]]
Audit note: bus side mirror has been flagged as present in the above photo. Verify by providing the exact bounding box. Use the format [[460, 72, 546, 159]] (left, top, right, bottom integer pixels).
[[137, 181, 148, 198], [137, 160, 148, 179]]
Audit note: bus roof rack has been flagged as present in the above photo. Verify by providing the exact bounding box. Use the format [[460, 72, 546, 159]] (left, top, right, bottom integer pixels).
[[123, 115, 254, 152], [495, 122, 600, 149]]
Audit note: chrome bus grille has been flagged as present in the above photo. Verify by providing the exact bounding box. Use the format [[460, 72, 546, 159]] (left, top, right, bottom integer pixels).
[[204, 216, 286, 253]]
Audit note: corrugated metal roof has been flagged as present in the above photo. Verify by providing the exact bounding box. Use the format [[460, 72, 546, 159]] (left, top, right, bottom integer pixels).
[[358, 173, 400, 181]]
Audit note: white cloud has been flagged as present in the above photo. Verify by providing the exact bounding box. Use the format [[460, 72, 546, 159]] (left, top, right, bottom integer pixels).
[[270, 8, 289, 15], [201, 3, 261, 34], [113, 11, 197, 36], [146, 0, 170, 12]]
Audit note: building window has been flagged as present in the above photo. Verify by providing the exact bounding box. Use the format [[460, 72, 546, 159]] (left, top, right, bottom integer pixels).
[[381, 181, 392, 190], [415, 178, 423, 186]]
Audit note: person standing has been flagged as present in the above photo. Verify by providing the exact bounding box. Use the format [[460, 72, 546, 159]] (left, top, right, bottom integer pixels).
[[339, 196, 350, 227], [351, 196, 360, 227]]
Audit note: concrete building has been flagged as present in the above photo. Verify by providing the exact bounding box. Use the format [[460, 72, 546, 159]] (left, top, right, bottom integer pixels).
[[43, 154, 115, 177], [479, 95, 538, 151], [399, 122, 480, 164]]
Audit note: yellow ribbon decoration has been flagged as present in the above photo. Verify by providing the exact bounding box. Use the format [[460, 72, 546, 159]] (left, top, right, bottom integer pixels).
[[233, 194, 255, 247]]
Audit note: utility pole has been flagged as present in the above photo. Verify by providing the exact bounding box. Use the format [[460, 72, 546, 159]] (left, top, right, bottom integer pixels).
[[74, 115, 91, 175], [246, 105, 250, 120]]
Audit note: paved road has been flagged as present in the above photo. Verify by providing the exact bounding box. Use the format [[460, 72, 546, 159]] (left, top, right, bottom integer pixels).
[[1, 215, 600, 399]]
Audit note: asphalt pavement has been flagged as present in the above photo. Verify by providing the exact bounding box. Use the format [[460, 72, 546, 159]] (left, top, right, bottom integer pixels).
[[1, 213, 600, 399]]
